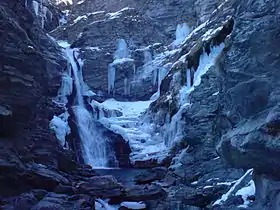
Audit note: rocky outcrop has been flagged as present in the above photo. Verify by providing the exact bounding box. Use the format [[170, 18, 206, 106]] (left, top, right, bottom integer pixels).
[[0, 0, 82, 208]]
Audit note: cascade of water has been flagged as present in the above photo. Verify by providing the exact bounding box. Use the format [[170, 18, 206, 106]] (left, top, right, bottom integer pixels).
[[61, 45, 112, 168]]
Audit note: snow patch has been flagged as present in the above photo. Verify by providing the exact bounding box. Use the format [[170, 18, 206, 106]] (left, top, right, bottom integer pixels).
[[49, 112, 70, 148], [85, 46, 102, 51], [236, 180, 255, 208], [106, 7, 132, 20], [213, 169, 253, 206], [95, 199, 119, 210], [114, 39, 129, 59], [120, 201, 146, 209], [73, 15, 87, 23], [76, 0, 85, 4]]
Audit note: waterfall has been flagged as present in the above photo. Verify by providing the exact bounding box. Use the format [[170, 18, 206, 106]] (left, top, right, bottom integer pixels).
[[58, 41, 113, 168]]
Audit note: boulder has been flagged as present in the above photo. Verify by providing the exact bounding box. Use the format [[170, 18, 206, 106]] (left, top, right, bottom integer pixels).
[[123, 184, 166, 201], [135, 167, 167, 184], [0, 105, 14, 137], [217, 106, 280, 179], [77, 175, 123, 197]]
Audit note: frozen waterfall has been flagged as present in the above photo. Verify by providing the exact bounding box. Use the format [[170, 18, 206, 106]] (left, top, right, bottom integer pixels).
[[173, 23, 191, 48], [166, 43, 225, 147], [108, 39, 132, 94], [57, 41, 113, 168], [114, 39, 129, 59]]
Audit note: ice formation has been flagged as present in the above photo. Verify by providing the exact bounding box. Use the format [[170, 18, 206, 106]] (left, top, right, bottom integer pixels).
[[108, 64, 116, 94], [52, 40, 115, 168], [179, 43, 225, 106], [33, 1, 39, 16], [49, 112, 70, 148], [108, 39, 132, 94], [114, 39, 129, 59], [173, 22, 191, 47]]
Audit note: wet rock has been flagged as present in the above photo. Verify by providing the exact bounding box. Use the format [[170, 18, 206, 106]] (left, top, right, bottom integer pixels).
[[217, 106, 280, 178], [0, 105, 14, 137], [247, 173, 280, 210], [123, 184, 166, 201], [78, 175, 123, 197], [30, 192, 95, 210], [132, 159, 158, 169], [169, 185, 228, 208], [135, 167, 167, 184]]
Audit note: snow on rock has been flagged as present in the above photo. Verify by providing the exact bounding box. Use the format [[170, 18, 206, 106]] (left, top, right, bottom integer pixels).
[[95, 199, 119, 210], [213, 169, 253, 206], [120, 201, 146, 209], [49, 111, 70, 148], [98, 98, 168, 163], [106, 7, 133, 20], [73, 15, 87, 23], [85, 46, 102, 51], [236, 180, 256, 208], [179, 43, 225, 106], [101, 99, 151, 118], [55, 0, 73, 5], [76, 0, 85, 5]]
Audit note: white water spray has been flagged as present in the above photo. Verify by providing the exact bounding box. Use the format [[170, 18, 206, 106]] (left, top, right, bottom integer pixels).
[[57, 42, 112, 168]]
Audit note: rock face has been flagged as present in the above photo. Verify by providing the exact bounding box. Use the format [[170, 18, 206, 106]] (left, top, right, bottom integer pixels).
[[50, 0, 222, 100], [0, 0, 83, 208]]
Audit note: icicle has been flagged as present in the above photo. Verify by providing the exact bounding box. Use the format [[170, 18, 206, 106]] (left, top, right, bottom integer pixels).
[[33, 1, 39, 16], [193, 43, 225, 87], [153, 68, 158, 86], [40, 0, 44, 28], [144, 50, 152, 64], [114, 39, 129, 59], [124, 78, 130, 96], [133, 64, 136, 79], [186, 69, 191, 88], [56, 73, 73, 104], [108, 64, 116, 94]]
